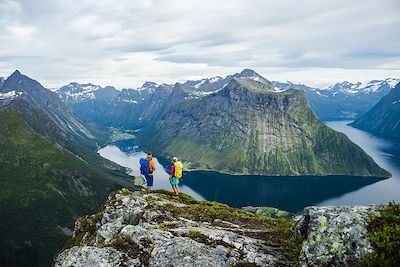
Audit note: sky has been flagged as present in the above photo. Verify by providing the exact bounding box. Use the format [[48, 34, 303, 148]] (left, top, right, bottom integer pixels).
[[0, 0, 399, 89]]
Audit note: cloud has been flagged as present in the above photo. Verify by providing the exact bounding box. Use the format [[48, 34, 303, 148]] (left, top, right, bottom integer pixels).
[[0, 0, 399, 88]]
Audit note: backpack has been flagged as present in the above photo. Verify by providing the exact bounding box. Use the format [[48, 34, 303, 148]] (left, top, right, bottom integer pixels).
[[139, 158, 150, 175], [174, 161, 183, 179]]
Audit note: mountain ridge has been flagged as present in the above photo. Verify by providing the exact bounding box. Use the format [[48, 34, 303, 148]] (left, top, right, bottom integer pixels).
[[0, 108, 133, 266], [138, 77, 390, 177], [54, 69, 399, 121], [351, 82, 400, 142]]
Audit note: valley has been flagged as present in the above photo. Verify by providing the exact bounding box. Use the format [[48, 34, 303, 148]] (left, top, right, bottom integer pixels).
[[97, 119, 400, 213], [0, 69, 398, 266]]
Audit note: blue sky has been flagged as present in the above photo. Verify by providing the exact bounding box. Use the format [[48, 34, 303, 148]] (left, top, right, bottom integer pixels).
[[0, 0, 399, 89]]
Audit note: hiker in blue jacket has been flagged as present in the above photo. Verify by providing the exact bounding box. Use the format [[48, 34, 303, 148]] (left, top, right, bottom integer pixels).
[[139, 152, 155, 193]]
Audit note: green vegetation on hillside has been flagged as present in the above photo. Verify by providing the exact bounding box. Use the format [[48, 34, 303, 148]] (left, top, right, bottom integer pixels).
[[351, 83, 400, 143], [142, 95, 390, 177], [0, 108, 132, 267], [363, 202, 400, 266]]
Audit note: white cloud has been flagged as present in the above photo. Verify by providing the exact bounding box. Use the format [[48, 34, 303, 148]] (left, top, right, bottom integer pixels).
[[0, 0, 399, 89]]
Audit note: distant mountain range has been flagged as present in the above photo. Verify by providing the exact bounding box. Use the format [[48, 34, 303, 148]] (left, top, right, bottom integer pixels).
[[51, 68, 394, 176], [351, 82, 400, 142], [55, 70, 399, 122], [0, 71, 132, 266], [274, 78, 399, 120]]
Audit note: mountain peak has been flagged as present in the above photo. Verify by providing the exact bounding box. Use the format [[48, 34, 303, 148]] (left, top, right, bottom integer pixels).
[[7, 70, 28, 83], [142, 81, 158, 88], [1, 70, 44, 94], [233, 69, 271, 85], [239, 69, 257, 77], [227, 77, 279, 94], [10, 70, 22, 77]]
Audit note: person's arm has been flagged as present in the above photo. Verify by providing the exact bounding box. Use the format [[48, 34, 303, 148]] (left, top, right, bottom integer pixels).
[[170, 164, 175, 178], [150, 160, 155, 172]]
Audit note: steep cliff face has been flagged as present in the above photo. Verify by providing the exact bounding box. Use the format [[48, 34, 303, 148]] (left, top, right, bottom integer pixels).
[[351, 82, 400, 142], [54, 189, 384, 267], [106, 83, 173, 129], [142, 78, 389, 177]]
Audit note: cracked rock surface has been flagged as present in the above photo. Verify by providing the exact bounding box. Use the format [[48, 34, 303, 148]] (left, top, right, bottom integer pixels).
[[54, 189, 299, 266], [296, 205, 379, 266], [55, 189, 379, 267]]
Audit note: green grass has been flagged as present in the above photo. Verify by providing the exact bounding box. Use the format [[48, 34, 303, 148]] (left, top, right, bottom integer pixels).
[[363, 202, 400, 266], [0, 109, 133, 267], [151, 190, 302, 265]]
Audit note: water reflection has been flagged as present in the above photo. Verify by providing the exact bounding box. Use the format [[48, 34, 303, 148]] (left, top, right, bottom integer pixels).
[[98, 141, 205, 200], [318, 121, 400, 207], [98, 132, 392, 213], [180, 172, 381, 213]]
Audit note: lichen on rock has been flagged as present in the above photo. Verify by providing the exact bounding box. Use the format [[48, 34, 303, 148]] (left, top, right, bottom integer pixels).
[[55, 188, 385, 266], [296, 205, 380, 266], [54, 189, 300, 266]]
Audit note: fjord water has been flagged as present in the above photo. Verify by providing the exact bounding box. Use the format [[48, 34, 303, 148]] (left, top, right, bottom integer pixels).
[[320, 121, 400, 206], [98, 122, 400, 213]]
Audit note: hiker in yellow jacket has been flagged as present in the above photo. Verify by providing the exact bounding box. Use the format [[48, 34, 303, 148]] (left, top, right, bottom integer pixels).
[[169, 157, 183, 198]]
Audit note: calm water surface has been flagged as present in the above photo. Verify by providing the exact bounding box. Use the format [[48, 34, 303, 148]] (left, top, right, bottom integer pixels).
[[98, 122, 400, 213]]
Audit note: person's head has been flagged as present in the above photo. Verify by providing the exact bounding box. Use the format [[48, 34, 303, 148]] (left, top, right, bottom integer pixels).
[[172, 157, 178, 162], [146, 151, 152, 159]]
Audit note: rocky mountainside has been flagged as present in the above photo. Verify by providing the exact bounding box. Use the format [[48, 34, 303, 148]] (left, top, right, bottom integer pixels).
[[272, 78, 400, 120], [0, 71, 121, 171], [181, 68, 273, 95], [55, 69, 276, 130], [57, 81, 173, 129], [57, 82, 120, 126], [55, 69, 398, 124], [351, 82, 400, 142], [141, 77, 389, 177], [0, 71, 99, 145], [106, 82, 173, 129], [0, 109, 133, 267], [54, 189, 383, 267], [0, 77, 4, 87], [58, 82, 119, 102]]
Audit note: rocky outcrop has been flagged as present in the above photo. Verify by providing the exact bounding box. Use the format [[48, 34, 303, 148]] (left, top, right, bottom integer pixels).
[[54, 189, 383, 267], [296, 206, 379, 266], [54, 189, 300, 266]]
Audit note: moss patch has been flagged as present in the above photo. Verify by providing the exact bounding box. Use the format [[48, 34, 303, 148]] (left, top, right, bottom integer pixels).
[[363, 202, 400, 266], [149, 190, 302, 265], [109, 235, 141, 259]]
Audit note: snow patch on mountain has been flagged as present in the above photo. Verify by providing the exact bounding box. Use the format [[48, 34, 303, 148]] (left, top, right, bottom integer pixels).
[[58, 83, 101, 100], [0, 90, 23, 100], [326, 78, 399, 95], [120, 99, 138, 104], [135, 81, 158, 92], [193, 79, 206, 89]]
